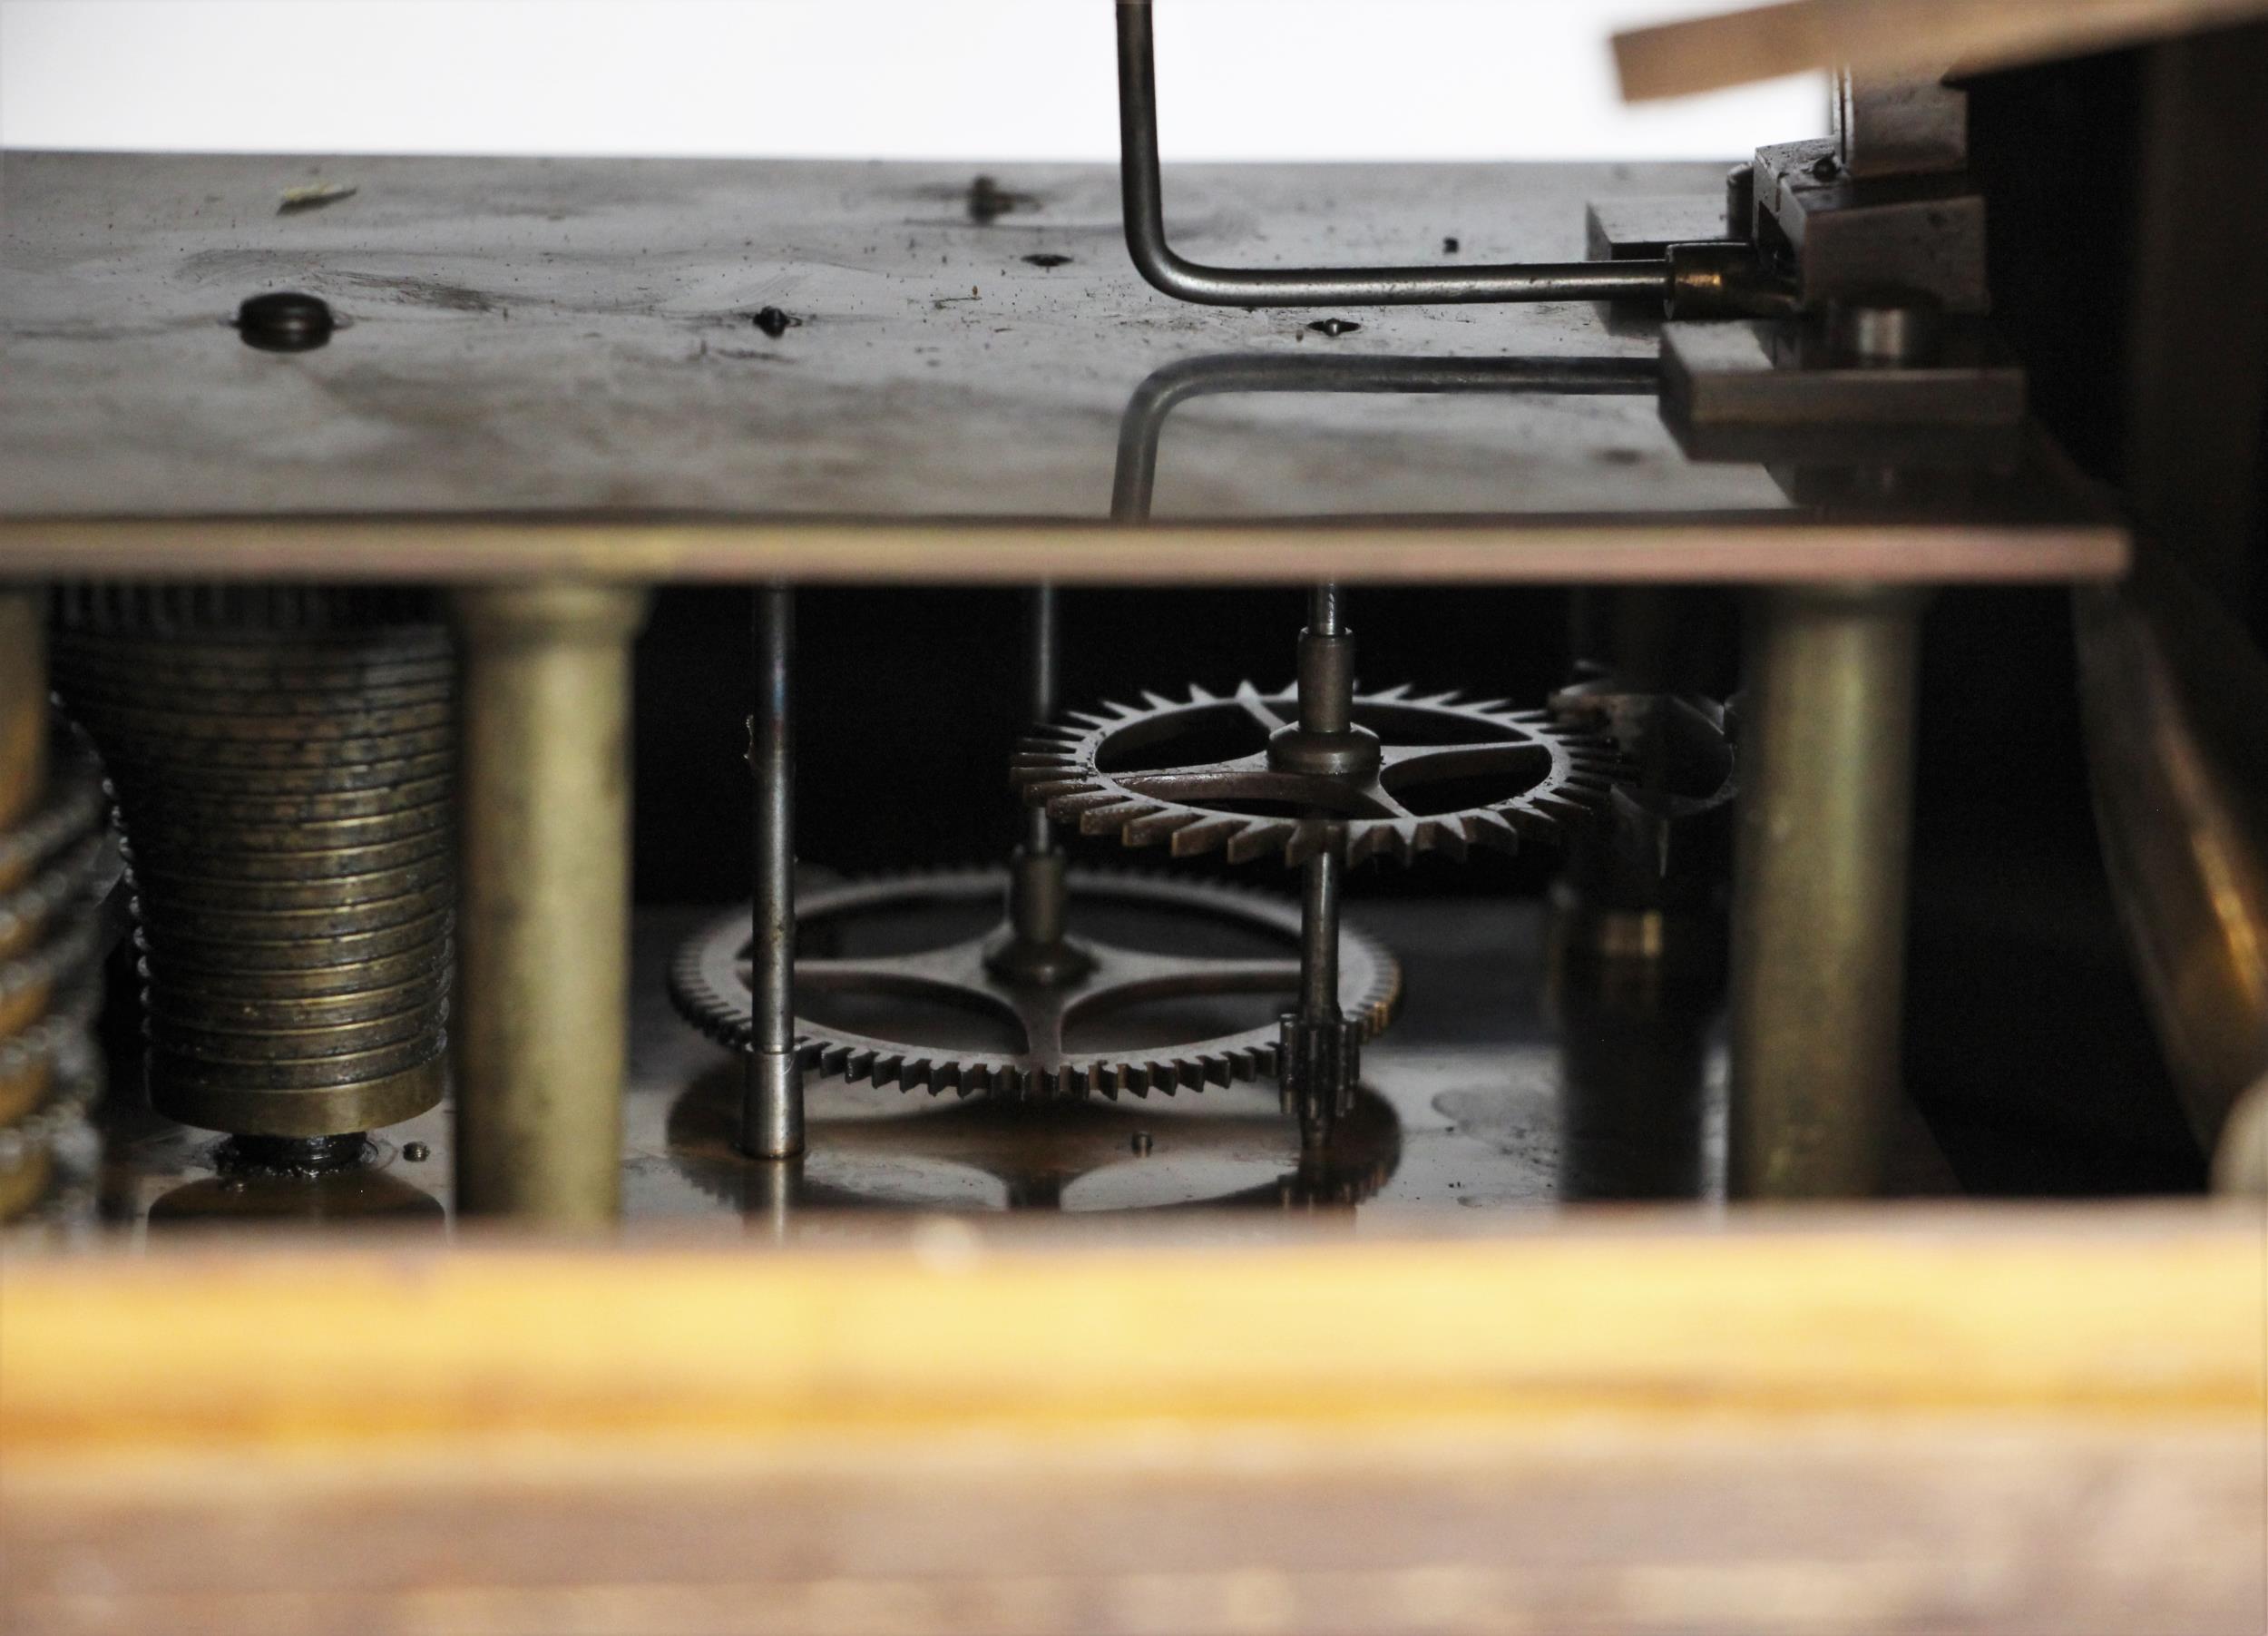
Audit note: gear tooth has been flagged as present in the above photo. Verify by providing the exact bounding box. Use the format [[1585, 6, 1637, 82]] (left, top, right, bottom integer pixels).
[[1469, 809, 1521, 848], [1168, 817, 1239, 857], [1371, 683, 1412, 701], [1187, 681, 1217, 702], [1067, 709, 1116, 729], [1224, 820, 1282, 866], [1079, 799, 1154, 838], [1436, 816, 1471, 861], [1051, 789, 1127, 816], [1233, 680, 1281, 712], [1124, 806, 1199, 847], [1467, 698, 1511, 715], [1501, 802, 1555, 842], [1097, 1072, 1120, 1102], [1107, 698, 1147, 720], [1140, 690, 1178, 710], [1023, 778, 1100, 803], [1206, 1055, 1234, 1088]]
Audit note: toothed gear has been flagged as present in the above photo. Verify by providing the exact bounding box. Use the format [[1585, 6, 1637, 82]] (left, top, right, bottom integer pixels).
[[1276, 1014, 1364, 1127], [1012, 683, 1620, 867], [669, 867, 1400, 1102]]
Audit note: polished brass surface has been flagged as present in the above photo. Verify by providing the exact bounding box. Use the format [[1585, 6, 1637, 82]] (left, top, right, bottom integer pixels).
[[0, 593, 45, 832], [453, 583, 650, 1225], [52, 607, 454, 1140], [2077, 566, 2268, 1147], [1728, 584, 1924, 1198]]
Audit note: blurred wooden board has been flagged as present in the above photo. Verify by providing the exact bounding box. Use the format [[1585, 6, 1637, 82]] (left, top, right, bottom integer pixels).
[[0, 153, 2121, 583], [1615, 0, 2268, 102], [1, 1207, 2260, 1634]]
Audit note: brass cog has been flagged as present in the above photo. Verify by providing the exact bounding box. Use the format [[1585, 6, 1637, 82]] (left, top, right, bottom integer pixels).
[[670, 867, 1401, 1102], [1013, 682, 1620, 867]]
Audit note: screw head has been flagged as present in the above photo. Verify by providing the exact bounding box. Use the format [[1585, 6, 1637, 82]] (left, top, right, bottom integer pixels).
[[237, 290, 335, 353], [1307, 318, 1362, 338], [1131, 1131, 1154, 1157], [401, 1141, 431, 1162]]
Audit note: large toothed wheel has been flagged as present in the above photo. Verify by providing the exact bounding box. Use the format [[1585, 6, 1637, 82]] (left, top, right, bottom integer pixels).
[[1012, 682, 1620, 867], [670, 868, 1400, 1102]]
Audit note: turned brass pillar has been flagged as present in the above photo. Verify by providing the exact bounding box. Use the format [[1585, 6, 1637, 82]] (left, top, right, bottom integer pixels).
[[453, 583, 650, 1225], [1728, 585, 1925, 1199], [0, 590, 46, 832]]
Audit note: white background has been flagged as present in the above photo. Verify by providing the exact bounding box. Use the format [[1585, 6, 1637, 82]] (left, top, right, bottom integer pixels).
[[2, 0, 1822, 162]]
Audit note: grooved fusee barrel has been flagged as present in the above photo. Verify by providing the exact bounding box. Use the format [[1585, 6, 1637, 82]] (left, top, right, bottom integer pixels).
[[52, 588, 455, 1139]]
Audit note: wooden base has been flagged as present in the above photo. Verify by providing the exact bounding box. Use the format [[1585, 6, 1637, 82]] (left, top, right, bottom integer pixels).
[[4, 1207, 2261, 1633]]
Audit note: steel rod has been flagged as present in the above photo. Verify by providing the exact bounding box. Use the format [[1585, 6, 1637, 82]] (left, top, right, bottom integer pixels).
[[1118, 0, 1672, 309], [1109, 353, 1657, 524], [1023, 586, 1060, 858], [747, 584, 804, 1160], [1299, 849, 1344, 1017], [454, 583, 649, 1224], [1727, 585, 1924, 1199]]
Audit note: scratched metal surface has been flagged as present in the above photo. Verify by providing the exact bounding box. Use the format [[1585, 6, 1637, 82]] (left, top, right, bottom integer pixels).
[[0, 152, 1804, 522]]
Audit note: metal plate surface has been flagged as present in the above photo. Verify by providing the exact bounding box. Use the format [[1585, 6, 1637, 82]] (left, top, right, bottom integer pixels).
[[0, 153, 2122, 582]]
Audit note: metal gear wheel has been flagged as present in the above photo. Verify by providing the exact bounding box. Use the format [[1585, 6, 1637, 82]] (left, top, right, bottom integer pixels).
[[670, 867, 1401, 1102], [1012, 682, 1621, 867]]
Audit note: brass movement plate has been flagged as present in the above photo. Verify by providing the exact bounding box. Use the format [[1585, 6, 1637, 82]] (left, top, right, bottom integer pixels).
[[0, 153, 2122, 583]]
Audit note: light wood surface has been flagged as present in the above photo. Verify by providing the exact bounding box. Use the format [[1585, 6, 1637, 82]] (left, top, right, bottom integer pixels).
[[1615, 0, 2268, 103], [2, 1208, 2261, 1633]]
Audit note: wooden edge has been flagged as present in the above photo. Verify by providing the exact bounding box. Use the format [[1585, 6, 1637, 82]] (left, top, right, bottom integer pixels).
[[2, 1205, 2258, 1463], [0, 516, 2128, 585], [1614, 0, 2268, 103]]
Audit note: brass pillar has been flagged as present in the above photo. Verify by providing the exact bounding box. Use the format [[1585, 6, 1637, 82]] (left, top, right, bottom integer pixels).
[[453, 583, 650, 1225], [1728, 585, 1925, 1199], [0, 590, 47, 831]]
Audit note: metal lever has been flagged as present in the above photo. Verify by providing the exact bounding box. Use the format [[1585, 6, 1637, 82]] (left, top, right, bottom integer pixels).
[[1116, 0, 1673, 309]]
